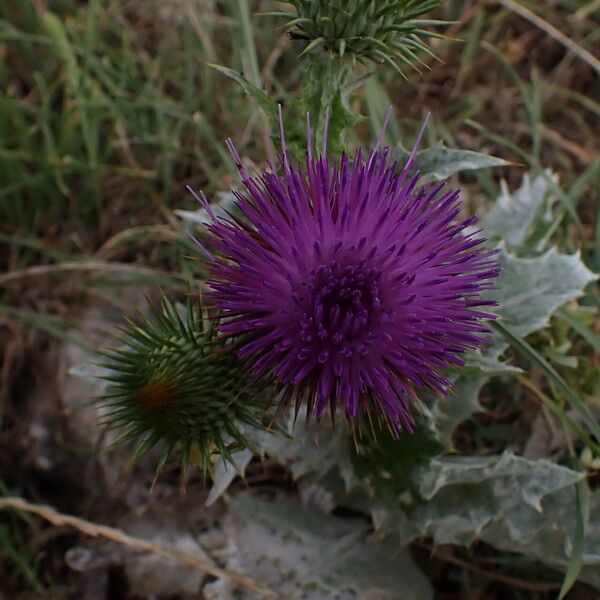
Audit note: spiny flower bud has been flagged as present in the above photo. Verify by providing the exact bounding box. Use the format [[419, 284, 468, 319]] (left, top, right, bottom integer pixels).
[[273, 0, 445, 75], [99, 298, 266, 472]]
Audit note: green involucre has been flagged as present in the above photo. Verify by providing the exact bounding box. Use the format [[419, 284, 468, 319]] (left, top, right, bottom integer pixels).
[[274, 0, 445, 75], [99, 298, 266, 472]]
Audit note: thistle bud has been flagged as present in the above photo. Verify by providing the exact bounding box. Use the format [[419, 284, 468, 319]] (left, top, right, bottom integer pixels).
[[275, 0, 445, 74], [99, 298, 266, 472]]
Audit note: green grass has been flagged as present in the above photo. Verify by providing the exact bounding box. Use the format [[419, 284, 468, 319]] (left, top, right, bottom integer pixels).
[[0, 476, 47, 595], [0, 0, 287, 343], [0, 0, 280, 243]]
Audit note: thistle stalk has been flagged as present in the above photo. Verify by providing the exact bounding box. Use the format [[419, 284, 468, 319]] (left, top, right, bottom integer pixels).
[[269, 0, 446, 155]]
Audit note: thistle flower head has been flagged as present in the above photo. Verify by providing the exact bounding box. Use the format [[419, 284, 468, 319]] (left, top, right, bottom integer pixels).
[[199, 113, 499, 436], [275, 0, 445, 73], [100, 299, 266, 471]]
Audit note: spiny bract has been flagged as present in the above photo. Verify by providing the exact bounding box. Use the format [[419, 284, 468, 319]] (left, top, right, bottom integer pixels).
[[200, 118, 500, 436], [100, 298, 266, 472]]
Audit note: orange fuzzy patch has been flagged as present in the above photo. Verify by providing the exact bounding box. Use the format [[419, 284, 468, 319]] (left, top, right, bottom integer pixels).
[[134, 382, 174, 411]]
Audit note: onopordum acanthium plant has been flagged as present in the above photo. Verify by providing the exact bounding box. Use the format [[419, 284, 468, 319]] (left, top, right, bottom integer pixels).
[[100, 0, 452, 469], [85, 1, 600, 596]]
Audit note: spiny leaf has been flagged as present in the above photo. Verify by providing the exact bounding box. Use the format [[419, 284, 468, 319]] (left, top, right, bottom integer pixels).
[[226, 492, 433, 599], [396, 145, 510, 182], [432, 244, 596, 444], [483, 171, 557, 248], [494, 246, 597, 338], [431, 372, 492, 448], [352, 423, 445, 498]]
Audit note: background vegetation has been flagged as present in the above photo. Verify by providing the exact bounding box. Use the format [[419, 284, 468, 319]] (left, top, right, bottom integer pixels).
[[1, 0, 599, 598]]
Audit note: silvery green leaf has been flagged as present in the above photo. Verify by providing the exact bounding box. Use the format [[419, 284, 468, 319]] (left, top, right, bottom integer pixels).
[[496, 246, 597, 338], [68, 361, 112, 394], [483, 171, 557, 248], [398, 456, 599, 590], [430, 340, 520, 446], [397, 145, 509, 182], [418, 452, 582, 508], [477, 486, 600, 590], [432, 246, 596, 443], [175, 191, 236, 226], [207, 64, 278, 119], [430, 373, 490, 448], [250, 416, 359, 489], [219, 493, 433, 600], [205, 448, 253, 507], [463, 351, 521, 374], [370, 453, 600, 590], [386, 452, 583, 543]]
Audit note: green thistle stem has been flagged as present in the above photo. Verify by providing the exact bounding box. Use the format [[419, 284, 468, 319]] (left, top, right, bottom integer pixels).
[[301, 55, 354, 158], [271, 0, 446, 156]]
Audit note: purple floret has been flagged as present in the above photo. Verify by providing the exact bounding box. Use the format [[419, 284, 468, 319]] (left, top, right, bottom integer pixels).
[[197, 114, 500, 435]]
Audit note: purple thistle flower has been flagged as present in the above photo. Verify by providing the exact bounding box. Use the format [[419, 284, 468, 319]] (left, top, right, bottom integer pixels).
[[196, 112, 500, 435]]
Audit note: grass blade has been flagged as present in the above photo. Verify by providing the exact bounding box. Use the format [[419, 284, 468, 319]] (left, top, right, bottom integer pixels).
[[557, 308, 600, 353], [496, 0, 600, 77], [558, 479, 589, 599], [0, 304, 92, 352]]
